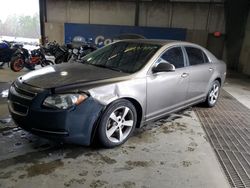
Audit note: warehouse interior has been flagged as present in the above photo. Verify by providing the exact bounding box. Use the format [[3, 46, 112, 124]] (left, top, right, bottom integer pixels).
[[41, 0, 250, 75], [0, 0, 250, 188]]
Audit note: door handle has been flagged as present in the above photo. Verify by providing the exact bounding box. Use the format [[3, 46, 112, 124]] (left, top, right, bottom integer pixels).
[[209, 68, 214, 72], [181, 73, 189, 78]]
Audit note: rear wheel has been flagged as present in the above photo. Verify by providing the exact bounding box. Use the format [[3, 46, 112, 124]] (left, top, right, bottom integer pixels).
[[41, 60, 54, 67], [55, 56, 64, 64], [97, 99, 137, 148], [10, 57, 24, 72], [204, 80, 220, 107]]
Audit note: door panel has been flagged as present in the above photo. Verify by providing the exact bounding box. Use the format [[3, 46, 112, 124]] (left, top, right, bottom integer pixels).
[[146, 69, 189, 120], [146, 46, 190, 121], [184, 46, 213, 101], [185, 64, 213, 101]]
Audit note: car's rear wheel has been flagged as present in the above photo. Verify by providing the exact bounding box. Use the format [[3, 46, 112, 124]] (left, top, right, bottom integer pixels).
[[204, 80, 220, 107], [97, 99, 137, 148]]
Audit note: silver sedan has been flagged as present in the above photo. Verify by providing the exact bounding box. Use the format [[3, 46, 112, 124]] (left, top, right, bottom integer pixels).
[[8, 40, 226, 147]]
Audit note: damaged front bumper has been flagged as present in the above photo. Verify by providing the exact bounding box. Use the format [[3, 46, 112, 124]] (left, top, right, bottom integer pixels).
[[8, 82, 104, 145]]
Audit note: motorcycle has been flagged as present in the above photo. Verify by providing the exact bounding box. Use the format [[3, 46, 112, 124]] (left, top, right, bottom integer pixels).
[[10, 47, 54, 72], [54, 44, 70, 64], [41, 38, 97, 64], [67, 37, 97, 63], [42, 41, 70, 64], [68, 45, 97, 63], [0, 40, 23, 68]]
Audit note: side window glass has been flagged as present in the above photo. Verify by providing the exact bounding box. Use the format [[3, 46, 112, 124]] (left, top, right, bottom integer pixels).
[[185, 47, 204, 66], [160, 47, 184, 68]]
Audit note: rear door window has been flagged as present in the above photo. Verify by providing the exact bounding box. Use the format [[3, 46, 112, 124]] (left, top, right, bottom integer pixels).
[[185, 47, 207, 66]]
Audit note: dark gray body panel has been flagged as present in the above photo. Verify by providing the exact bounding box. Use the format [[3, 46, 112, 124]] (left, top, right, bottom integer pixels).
[[20, 63, 129, 89]]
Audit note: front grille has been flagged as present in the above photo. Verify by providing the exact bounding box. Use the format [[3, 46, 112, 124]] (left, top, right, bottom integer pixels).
[[9, 81, 38, 116]]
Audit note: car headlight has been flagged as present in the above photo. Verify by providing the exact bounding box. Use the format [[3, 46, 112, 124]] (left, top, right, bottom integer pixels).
[[43, 93, 88, 110]]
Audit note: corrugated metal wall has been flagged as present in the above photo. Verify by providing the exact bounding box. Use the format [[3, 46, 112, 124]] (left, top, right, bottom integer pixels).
[[44, 0, 225, 47]]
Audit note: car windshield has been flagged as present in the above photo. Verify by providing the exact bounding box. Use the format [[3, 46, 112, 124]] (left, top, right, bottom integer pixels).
[[82, 41, 160, 73]]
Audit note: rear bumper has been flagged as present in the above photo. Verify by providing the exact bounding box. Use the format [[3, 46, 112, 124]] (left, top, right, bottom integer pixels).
[[8, 82, 104, 145]]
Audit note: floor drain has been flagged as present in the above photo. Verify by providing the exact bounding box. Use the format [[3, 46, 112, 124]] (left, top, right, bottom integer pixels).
[[195, 90, 250, 188]]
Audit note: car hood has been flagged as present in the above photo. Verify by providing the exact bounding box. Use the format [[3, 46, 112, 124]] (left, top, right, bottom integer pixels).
[[19, 63, 129, 89]]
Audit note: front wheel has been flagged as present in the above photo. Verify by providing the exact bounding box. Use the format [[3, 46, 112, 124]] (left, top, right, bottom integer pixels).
[[97, 99, 137, 148], [204, 80, 221, 107], [10, 57, 24, 72]]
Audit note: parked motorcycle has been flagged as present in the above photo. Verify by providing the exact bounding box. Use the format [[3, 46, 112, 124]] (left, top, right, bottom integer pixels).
[[42, 41, 69, 64], [0, 40, 23, 68], [67, 37, 97, 63], [40, 38, 97, 65], [54, 44, 70, 64], [10, 47, 54, 72]]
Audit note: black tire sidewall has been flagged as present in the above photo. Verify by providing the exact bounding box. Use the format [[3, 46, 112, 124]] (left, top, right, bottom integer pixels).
[[41, 60, 53, 67], [47, 60, 54, 65], [40, 60, 46, 67], [97, 99, 137, 148], [55, 57, 63, 64]]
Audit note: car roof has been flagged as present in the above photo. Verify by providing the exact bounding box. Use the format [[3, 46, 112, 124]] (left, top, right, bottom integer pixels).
[[119, 39, 175, 46], [119, 39, 199, 47], [119, 39, 218, 62]]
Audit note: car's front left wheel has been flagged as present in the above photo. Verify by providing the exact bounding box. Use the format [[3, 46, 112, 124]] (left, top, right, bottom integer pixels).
[[97, 99, 137, 148]]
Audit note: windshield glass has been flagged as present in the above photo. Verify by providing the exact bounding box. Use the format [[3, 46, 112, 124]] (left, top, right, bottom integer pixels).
[[82, 41, 160, 73]]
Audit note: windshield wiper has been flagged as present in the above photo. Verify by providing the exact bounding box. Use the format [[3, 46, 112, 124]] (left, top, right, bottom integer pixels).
[[80, 59, 88, 64], [106, 66, 124, 73]]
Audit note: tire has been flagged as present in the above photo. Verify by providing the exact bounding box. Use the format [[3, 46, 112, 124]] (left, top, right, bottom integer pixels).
[[204, 80, 221, 107], [24, 63, 35, 71], [55, 56, 64, 64], [41, 60, 53, 67], [97, 99, 137, 148], [10, 57, 24, 72]]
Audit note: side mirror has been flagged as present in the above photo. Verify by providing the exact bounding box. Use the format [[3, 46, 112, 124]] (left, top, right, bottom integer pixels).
[[152, 61, 175, 73]]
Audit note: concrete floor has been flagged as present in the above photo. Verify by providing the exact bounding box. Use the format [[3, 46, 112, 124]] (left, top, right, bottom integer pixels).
[[2, 65, 249, 188]]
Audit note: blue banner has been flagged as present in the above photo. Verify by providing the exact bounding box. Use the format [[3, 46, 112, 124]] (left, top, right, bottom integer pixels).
[[65, 23, 187, 47]]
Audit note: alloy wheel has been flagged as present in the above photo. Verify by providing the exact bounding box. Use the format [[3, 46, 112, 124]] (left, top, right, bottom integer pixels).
[[105, 106, 134, 143], [209, 83, 219, 105]]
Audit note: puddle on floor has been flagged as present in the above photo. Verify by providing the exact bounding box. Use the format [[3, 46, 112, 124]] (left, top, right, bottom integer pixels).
[[26, 159, 64, 177]]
